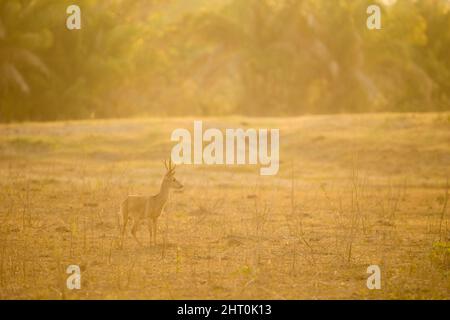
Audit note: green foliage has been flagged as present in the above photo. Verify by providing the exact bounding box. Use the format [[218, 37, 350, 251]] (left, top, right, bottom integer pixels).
[[1, 0, 450, 121]]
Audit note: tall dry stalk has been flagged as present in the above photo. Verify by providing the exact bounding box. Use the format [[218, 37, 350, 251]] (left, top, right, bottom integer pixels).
[[438, 178, 449, 241]]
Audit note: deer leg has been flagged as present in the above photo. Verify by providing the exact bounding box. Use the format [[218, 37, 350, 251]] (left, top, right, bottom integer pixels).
[[152, 218, 157, 245], [120, 218, 128, 248], [131, 220, 142, 246], [119, 206, 128, 249], [147, 220, 153, 246]]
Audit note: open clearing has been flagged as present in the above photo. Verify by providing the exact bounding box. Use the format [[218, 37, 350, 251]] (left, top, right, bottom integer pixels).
[[0, 113, 449, 299]]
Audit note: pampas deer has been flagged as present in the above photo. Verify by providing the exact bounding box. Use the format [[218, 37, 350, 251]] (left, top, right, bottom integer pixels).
[[118, 160, 183, 247]]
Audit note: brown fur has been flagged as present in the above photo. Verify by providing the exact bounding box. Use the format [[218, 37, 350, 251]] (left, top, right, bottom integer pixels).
[[118, 160, 183, 247]]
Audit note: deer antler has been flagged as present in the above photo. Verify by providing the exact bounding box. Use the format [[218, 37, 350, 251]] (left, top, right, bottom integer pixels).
[[168, 158, 176, 174], [164, 158, 176, 174]]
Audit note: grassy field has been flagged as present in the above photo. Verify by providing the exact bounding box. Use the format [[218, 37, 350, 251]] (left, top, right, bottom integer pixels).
[[0, 113, 449, 299]]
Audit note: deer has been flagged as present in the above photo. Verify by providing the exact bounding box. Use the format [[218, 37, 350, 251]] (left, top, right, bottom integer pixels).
[[118, 159, 183, 248]]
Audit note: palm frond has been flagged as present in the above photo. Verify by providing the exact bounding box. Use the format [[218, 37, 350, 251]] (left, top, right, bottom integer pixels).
[[13, 48, 50, 77], [0, 18, 5, 39], [1, 63, 30, 94]]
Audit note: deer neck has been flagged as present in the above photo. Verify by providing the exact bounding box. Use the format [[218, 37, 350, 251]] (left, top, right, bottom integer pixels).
[[156, 180, 170, 204]]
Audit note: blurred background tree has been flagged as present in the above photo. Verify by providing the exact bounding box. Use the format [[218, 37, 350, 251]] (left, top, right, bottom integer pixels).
[[0, 0, 449, 121]]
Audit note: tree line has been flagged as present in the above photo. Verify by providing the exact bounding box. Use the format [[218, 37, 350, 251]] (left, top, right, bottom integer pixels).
[[1, 0, 449, 121]]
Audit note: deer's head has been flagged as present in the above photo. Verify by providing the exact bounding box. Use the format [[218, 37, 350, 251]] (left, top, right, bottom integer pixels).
[[162, 159, 183, 190]]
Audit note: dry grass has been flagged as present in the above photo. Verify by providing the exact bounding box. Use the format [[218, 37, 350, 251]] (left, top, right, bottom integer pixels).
[[0, 113, 449, 299]]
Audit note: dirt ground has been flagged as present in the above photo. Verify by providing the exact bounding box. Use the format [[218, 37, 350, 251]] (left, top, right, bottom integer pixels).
[[0, 113, 449, 299]]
